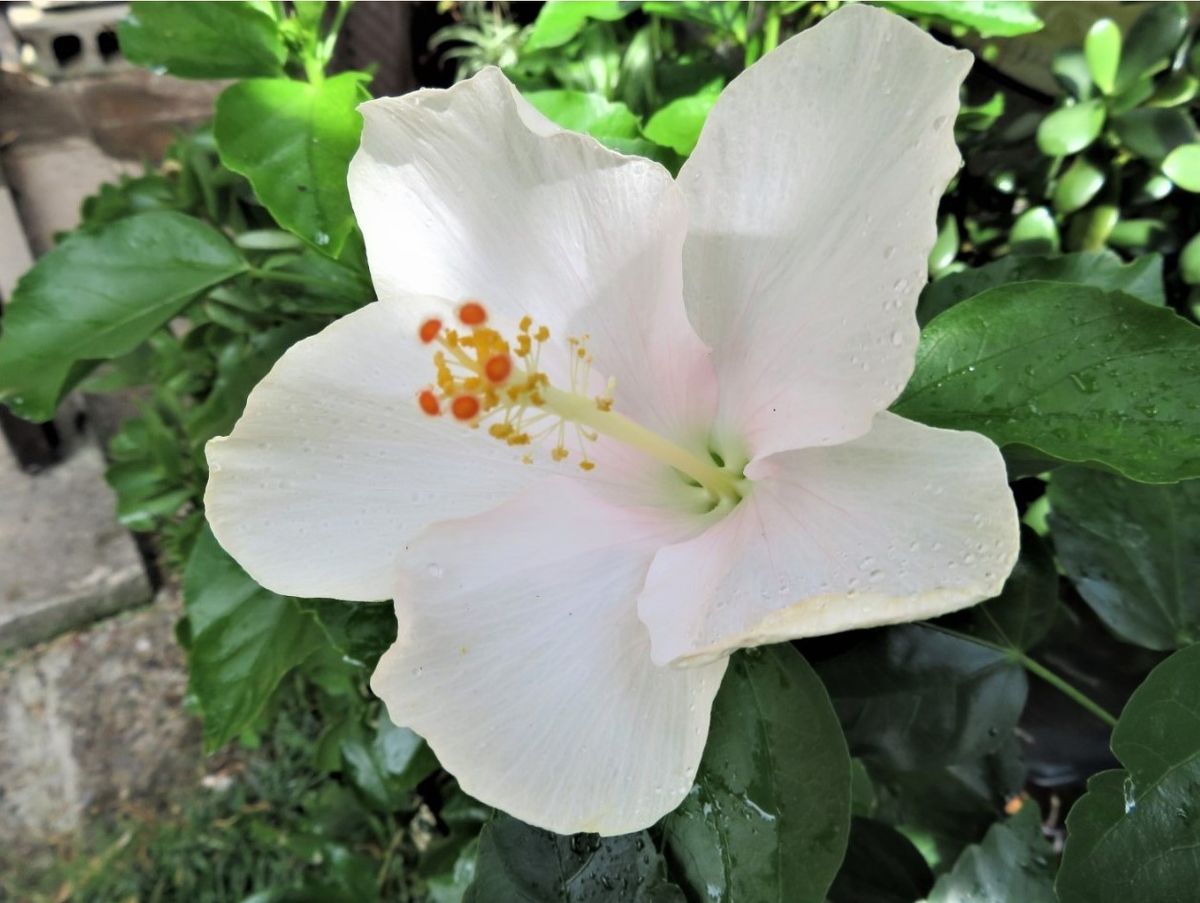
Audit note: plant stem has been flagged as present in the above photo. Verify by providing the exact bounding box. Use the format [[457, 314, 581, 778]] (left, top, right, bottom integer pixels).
[[1015, 651, 1119, 729], [920, 622, 1120, 729]]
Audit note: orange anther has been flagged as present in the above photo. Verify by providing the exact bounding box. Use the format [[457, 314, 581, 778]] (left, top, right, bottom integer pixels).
[[451, 395, 481, 421], [484, 353, 513, 384], [419, 318, 442, 344], [418, 389, 441, 416], [459, 301, 487, 326]]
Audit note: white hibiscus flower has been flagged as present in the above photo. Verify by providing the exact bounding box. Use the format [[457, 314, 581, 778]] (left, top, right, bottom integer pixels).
[[205, 5, 1019, 836]]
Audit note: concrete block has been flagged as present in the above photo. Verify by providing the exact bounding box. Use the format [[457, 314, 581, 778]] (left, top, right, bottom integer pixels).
[[0, 440, 152, 652]]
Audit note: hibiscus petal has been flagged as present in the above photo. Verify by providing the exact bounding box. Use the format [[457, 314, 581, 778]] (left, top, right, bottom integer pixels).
[[205, 298, 561, 601], [349, 67, 716, 441], [371, 478, 726, 835], [678, 5, 972, 460], [638, 414, 1019, 666]]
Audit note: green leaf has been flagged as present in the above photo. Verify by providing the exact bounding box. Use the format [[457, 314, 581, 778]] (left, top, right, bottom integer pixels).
[[464, 816, 684, 902], [119, 1, 285, 79], [1048, 468, 1200, 650], [1084, 19, 1121, 95], [927, 803, 1056, 903], [895, 282, 1200, 484], [1053, 156, 1106, 214], [1181, 233, 1200, 285], [0, 211, 247, 421], [643, 81, 722, 156], [958, 528, 1058, 653], [1036, 100, 1105, 157], [1163, 143, 1200, 192], [340, 716, 438, 812], [524, 1, 630, 52], [927, 215, 960, 276], [878, 1, 1042, 37], [1114, 1, 1188, 93], [827, 817, 933, 903], [917, 250, 1164, 325], [1057, 643, 1200, 903], [1112, 108, 1199, 161], [663, 645, 851, 903], [1148, 71, 1199, 108], [297, 598, 398, 669], [816, 625, 1026, 774], [523, 89, 641, 140], [215, 73, 369, 256], [186, 321, 318, 443], [183, 526, 325, 750], [1009, 206, 1060, 254]]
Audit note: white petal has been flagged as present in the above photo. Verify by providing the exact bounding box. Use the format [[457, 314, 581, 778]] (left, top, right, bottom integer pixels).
[[639, 414, 1019, 666], [678, 5, 972, 459], [349, 67, 715, 441], [371, 479, 726, 836], [205, 298, 560, 601]]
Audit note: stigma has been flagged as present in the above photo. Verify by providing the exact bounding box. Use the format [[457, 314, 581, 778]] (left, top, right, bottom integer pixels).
[[415, 301, 603, 470]]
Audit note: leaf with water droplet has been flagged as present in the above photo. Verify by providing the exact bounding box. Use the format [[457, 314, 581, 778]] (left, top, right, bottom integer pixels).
[[1058, 644, 1200, 903], [897, 282, 1200, 483], [663, 646, 850, 903]]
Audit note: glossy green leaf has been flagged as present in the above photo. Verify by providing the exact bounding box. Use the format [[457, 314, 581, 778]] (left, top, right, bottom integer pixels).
[[524, 89, 640, 140], [1147, 71, 1199, 108], [827, 818, 933, 903], [1107, 217, 1171, 251], [895, 282, 1200, 484], [817, 625, 1026, 774], [1181, 233, 1200, 285], [1112, 108, 1199, 161], [1057, 643, 1200, 903], [524, 1, 629, 52], [959, 528, 1058, 653], [1009, 206, 1060, 254], [186, 321, 318, 443], [917, 250, 1163, 324], [1051, 49, 1093, 100], [1048, 468, 1200, 650], [1114, 1, 1188, 92], [215, 73, 369, 255], [1084, 19, 1121, 95], [1053, 157, 1106, 214], [643, 81, 722, 156], [1036, 100, 1105, 157], [928, 215, 960, 275], [298, 598, 398, 670], [464, 816, 684, 902], [119, 1, 285, 79], [1163, 143, 1200, 192], [183, 526, 325, 750], [1067, 203, 1119, 253], [0, 212, 247, 421], [663, 646, 851, 903], [340, 716, 438, 812], [878, 1, 1042, 37], [927, 803, 1056, 903]]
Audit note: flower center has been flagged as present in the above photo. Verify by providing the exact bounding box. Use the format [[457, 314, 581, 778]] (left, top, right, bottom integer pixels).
[[415, 300, 742, 505]]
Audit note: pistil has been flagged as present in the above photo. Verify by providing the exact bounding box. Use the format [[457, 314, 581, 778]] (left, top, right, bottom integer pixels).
[[416, 300, 743, 505]]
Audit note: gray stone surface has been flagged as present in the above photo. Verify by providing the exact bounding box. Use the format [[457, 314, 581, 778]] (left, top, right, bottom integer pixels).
[[0, 440, 152, 651], [0, 589, 200, 882]]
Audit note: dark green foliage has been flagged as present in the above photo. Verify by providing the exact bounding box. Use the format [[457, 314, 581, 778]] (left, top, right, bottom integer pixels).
[[662, 646, 851, 903]]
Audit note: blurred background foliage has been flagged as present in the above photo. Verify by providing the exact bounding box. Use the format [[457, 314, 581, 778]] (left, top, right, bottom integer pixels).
[[3, 1, 1200, 901]]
